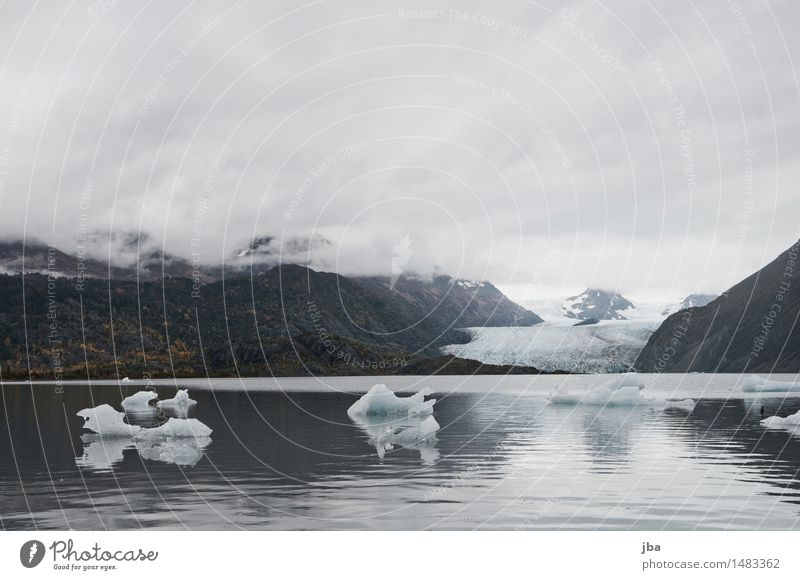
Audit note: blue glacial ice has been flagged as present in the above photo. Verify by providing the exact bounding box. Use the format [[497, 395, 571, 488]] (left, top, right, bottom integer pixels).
[[157, 389, 197, 417], [76, 391, 212, 469], [121, 390, 158, 413], [347, 384, 436, 417]]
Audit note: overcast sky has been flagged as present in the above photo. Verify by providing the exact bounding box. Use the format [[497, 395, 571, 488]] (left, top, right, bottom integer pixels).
[[0, 0, 798, 301]]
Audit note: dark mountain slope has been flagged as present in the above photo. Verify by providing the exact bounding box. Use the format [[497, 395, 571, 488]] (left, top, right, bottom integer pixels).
[[635, 239, 800, 373], [0, 264, 541, 379]]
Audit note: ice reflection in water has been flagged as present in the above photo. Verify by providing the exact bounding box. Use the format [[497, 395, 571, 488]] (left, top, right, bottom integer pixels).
[[75, 390, 212, 470], [350, 414, 440, 465], [3, 378, 800, 530]]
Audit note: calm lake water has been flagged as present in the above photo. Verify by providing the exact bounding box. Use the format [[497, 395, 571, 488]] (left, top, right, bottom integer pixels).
[[2, 374, 800, 530]]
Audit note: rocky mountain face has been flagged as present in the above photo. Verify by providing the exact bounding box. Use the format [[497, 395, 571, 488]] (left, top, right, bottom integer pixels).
[[636, 239, 800, 373], [561, 288, 635, 320], [0, 258, 542, 379]]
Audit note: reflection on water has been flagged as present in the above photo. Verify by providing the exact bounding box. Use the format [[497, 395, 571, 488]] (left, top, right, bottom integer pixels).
[[2, 381, 800, 530], [76, 434, 212, 471], [350, 413, 440, 465]]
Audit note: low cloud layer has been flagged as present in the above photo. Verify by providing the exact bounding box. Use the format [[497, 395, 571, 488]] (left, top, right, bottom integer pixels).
[[0, 0, 798, 300]]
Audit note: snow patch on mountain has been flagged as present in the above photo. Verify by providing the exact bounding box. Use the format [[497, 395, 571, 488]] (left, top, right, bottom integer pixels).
[[661, 293, 718, 316]]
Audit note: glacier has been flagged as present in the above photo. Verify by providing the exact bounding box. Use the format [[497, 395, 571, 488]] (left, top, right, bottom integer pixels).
[[442, 320, 661, 373]]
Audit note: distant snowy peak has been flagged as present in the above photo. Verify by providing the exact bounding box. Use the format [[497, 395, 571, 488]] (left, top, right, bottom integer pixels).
[[455, 279, 488, 290], [561, 288, 635, 321], [237, 236, 274, 258], [661, 293, 718, 316], [234, 234, 332, 262]]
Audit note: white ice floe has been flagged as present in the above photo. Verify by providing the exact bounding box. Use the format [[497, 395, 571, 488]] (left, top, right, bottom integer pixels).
[[351, 414, 440, 464], [77, 404, 143, 436], [550, 385, 660, 407], [761, 410, 800, 431], [549, 381, 695, 412], [77, 405, 212, 470], [157, 389, 197, 417], [78, 405, 212, 439], [138, 417, 213, 438], [347, 384, 436, 417], [602, 373, 648, 391], [742, 375, 800, 393], [120, 390, 158, 412]]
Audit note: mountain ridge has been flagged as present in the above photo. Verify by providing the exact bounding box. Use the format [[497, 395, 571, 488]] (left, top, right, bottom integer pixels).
[[0, 258, 543, 379], [635, 239, 800, 373]]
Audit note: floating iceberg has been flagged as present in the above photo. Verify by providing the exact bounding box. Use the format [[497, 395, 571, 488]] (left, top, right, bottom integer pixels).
[[548, 383, 694, 412], [121, 390, 158, 412], [157, 389, 197, 417], [138, 417, 212, 438], [761, 410, 800, 431], [347, 384, 436, 417], [549, 385, 661, 407], [78, 404, 212, 439], [602, 373, 648, 391], [742, 375, 800, 393], [351, 413, 440, 464], [77, 391, 212, 472], [77, 404, 143, 436]]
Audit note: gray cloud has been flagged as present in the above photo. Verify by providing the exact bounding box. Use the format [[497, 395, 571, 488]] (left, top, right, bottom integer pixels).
[[0, 0, 798, 302]]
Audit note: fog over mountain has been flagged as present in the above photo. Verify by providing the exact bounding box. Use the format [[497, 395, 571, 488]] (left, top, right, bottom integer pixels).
[[0, 1, 798, 302]]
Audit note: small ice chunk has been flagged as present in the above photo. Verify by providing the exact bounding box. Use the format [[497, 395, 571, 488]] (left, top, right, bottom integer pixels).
[[550, 385, 662, 407], [77, 404, 142, 437], [742, 375, 800, 392], [664, 399, 696, 412], [761, 410, 800, 431], [157, 389, 197, 417], [137, 417, 213, 439], [602, 373, 647, 391], [347, 384, 436, 417], [121, 390, 158, 412]]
